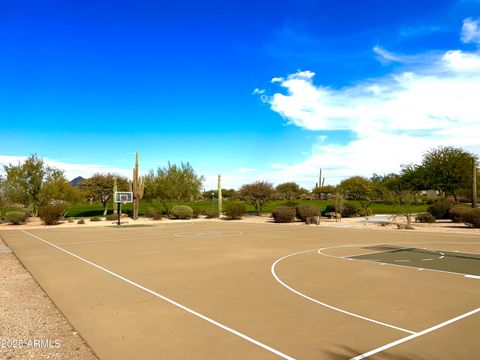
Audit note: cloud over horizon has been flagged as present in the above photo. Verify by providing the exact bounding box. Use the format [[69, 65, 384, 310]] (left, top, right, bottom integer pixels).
[[258, 19, 480, 185]]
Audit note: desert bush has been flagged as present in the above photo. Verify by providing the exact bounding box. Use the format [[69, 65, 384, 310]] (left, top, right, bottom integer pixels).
[[146, 207, 163, 220], [105, 214, 118, 221], [90, 216, 101, 222], [281, 200, 300, 208], [449, 205, 471, 223], [272, 207, 296, 223], [39, 203, 65, 225], [225, 203, 246, 220], [324, 203, 358, 217], [415, 212, 436, 223], [67, 218, 75, 223], [191, 207, 204, 219], [296, 205, 320, 222], [171, 205, 193, 219], [427, 199, 454, 219], [359, 208, 373, 217], [204, 209, 220, 219], [461, 208, 480, 228], [342, 203, 358, 218], [5, 211, 28, 225], [77, 219, 85, 224]]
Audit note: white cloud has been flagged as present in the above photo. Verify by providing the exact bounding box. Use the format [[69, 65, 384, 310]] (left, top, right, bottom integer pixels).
[[0, 155, 133, 181], [256, 19, 480, 185], [373, 46, 402, 62], [461, 17, 480, 44], [252, 88, 265, 95]]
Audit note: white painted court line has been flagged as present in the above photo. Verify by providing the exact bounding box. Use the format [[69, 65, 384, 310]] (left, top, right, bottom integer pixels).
[[465, 275, 480, 280], [350, 306, 480, 359], [20, 230, 295, 360], [174, 231, 243, 238], [271, 249, 416, 335]]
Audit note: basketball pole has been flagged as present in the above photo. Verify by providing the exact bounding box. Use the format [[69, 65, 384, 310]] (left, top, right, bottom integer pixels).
[[473, 157, 477, 209], [117, 202, 121, 226]]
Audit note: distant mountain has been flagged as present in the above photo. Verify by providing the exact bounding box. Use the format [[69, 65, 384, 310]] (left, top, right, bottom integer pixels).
[[70, 176, 86, 187]]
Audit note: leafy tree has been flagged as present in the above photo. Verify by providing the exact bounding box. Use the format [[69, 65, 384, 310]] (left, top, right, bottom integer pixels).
[[338, 176, 373, 200], [40, 169, 79, 205], [239, 181, 274, 215], [80, 173, 129, 215], [275, 182, 307, 200], [338, 176, 375, 216], [0, 176, 6, 220], [3, 155, 46, 215], [420, 146, 476, 201], [202, 188, 237, 199], [143, 162, 204, 214]]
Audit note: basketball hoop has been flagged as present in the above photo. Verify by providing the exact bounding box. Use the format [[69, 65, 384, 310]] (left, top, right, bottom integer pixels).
[[114, 192, 133, 225]]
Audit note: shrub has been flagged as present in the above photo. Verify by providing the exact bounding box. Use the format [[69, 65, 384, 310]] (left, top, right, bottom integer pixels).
[[105, 214, 118, 221], [427, 199, 454, 219], [462, 208, 480, 228], [272, 207, 296, 223], [90, 216, 101, 222], [192, 207, 204, 219], [204, 209, 219, 219], [281, 201, 300, 208], [449, 205, 471, 223], [296, 205, 320, 222], [342, 203, 358, 218], [39, 203, 65, 225], [77, 219, 85, 224], [360, 208, 373, 217], [324, 203, 358, 217], [415, 212, 436, 223], [5, 211, 28, 225], [146, 207, 163, 220], [225, 203, 246, 220], [171, 205, 193, 219]]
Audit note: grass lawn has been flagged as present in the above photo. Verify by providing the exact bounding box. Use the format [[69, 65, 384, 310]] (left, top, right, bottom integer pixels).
[[65, 200, 428, 218]]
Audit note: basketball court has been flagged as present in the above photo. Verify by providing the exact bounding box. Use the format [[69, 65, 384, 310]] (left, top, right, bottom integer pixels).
[[1, 222, 479, 359]]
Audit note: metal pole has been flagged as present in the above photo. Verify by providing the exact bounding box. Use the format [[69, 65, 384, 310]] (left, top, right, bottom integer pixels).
[[117, 203, 121, 225], [211, 192, 214, 208]]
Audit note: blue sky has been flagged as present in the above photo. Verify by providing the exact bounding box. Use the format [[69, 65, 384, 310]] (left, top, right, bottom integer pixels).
[[1, 0, 480, 189]]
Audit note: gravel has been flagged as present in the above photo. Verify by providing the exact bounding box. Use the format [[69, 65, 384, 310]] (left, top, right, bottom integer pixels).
[[0, 236, 97, 360]]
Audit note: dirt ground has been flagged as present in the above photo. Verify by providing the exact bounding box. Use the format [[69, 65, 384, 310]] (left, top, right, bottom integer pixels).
[[0, 236, 97, 360], [0, 214, 478, 360]]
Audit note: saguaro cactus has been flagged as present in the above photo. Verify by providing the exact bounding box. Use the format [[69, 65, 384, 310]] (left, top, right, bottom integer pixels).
[[112, 177, 118, 215], [132, 152, 144, 220], [218, 175, 222, 215]]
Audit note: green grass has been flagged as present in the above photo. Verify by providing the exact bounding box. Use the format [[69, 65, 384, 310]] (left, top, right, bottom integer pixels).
[[65, 199, 428, 218]]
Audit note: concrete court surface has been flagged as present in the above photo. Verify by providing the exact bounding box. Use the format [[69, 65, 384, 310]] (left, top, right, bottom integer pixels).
[[1, 222, 479, 360]]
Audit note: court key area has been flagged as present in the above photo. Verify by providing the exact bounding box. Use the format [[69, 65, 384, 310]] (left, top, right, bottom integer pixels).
[[1, 222, 479, 359]]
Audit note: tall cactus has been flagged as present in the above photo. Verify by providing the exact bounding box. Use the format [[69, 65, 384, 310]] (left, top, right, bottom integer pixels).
[[132, 152, 144, 220], [112, 177, 118, 215], [218, 175, 222, 215]]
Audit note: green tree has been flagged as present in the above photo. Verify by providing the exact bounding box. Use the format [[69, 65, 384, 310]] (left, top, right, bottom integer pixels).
[[40, 169, 79, 205], [275, 182, 306, 200], [143, 162, 204, 214], [338, 176, 373, 200], [3, 155, 46, 215], [239, 181, 274, 215], [420, 146, 476, 201], [80, 174, 129, 215]]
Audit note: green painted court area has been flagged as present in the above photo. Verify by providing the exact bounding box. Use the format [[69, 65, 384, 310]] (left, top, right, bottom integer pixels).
[[348, 246, 480, 277]]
